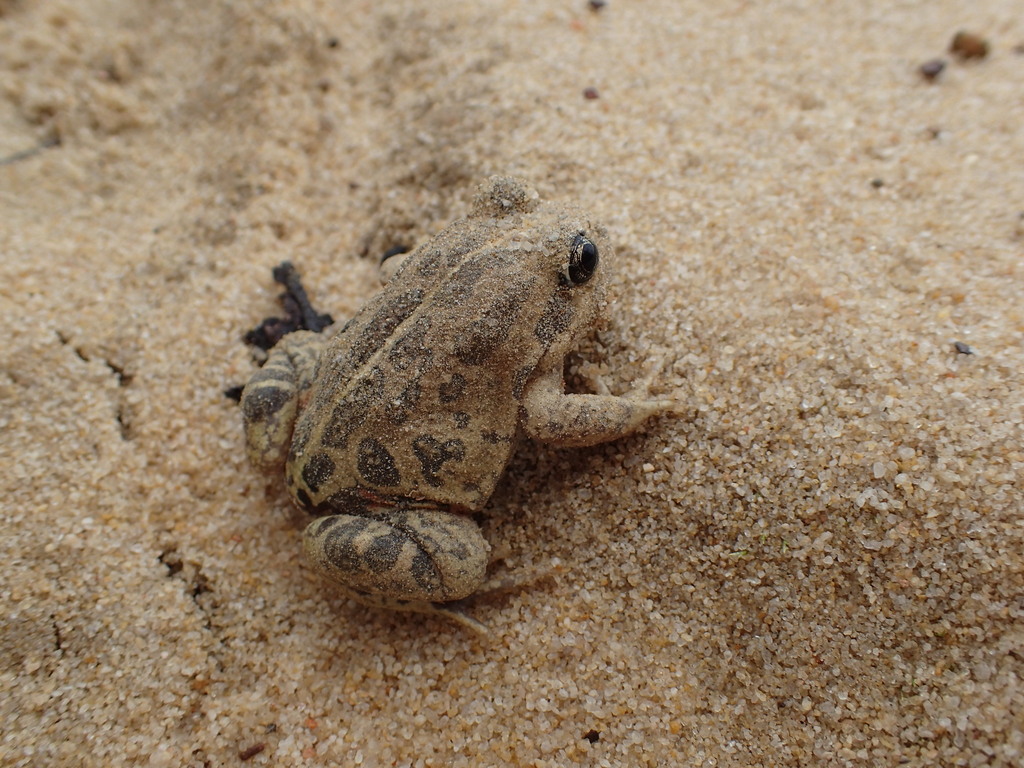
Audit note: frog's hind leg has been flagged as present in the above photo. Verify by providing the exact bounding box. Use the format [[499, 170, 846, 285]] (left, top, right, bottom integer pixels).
[[303, 506, 491, 610], [241, 330, 325, 470]]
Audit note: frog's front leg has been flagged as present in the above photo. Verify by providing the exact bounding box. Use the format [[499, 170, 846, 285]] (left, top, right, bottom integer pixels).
[[303, 505, 491, 606], [521, 368, 679, 447], [241, 330, 325, 470]]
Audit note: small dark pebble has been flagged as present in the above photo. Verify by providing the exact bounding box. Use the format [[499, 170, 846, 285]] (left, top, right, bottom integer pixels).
[[954, 341, 975, 355], [583, 86, 600, 100], [326, 36, 340, 49], [583, 729, 601, 743], [870, 178, 884, 189], [239, 743, 266, 761], [919, 58, 946, 82], [224, 385, 244, 402], [265, 723, 278, 734], [1013, 43, 1024, 55], [588, 0, 607, 10], [950, 31, 989, 60]]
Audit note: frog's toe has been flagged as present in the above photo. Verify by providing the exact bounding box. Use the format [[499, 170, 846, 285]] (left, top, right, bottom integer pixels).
[[303, 508, 490, 604], [476, 557, 565, 595], [622, 394, 684, 420], [623, 359, 687, 416]]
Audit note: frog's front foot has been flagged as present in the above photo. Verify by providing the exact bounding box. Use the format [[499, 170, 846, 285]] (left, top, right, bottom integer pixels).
[[610, 355, 685, 420], [303, 506, 491, 606], [624, 365, 685, 416]]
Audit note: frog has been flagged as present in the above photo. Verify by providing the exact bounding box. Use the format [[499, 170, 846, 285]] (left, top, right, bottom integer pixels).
[[241, 175, 678, 629]]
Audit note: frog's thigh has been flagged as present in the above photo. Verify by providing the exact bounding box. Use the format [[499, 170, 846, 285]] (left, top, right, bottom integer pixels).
[[522, 380, 673, 448], [303, 508, 490, 603], [241, 331, 325, 470]]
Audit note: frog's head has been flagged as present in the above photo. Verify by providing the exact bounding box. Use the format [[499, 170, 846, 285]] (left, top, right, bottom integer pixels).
[[472, 174, 612, 293], [468, 176, 614, 358]]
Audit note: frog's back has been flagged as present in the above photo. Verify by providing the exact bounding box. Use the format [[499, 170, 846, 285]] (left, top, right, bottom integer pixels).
[[287, 219, 573, 512]]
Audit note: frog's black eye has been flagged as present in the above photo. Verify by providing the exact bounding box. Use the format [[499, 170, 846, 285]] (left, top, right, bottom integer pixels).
[[565, 233, 599, 287]]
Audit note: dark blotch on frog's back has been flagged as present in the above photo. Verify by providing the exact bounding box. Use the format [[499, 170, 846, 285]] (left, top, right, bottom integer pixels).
[[439, 372, 467, 403], [480, 430, 512, 445], [301, 452, 336, 493], [385, 379, 422, 426], [412, 435, 466, 487], [453, 289, 527, 365], [357, 438, 401, 487]]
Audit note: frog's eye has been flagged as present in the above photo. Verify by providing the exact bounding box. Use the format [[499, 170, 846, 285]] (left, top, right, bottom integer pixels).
[[565, 233, 599, 287]]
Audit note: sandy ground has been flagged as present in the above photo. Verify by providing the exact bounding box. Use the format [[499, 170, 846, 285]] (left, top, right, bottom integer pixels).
[[2, 1, 1022, 765]]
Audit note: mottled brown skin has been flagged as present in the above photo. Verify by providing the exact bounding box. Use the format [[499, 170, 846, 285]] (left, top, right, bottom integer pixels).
[[242, 176, 677, 627]]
